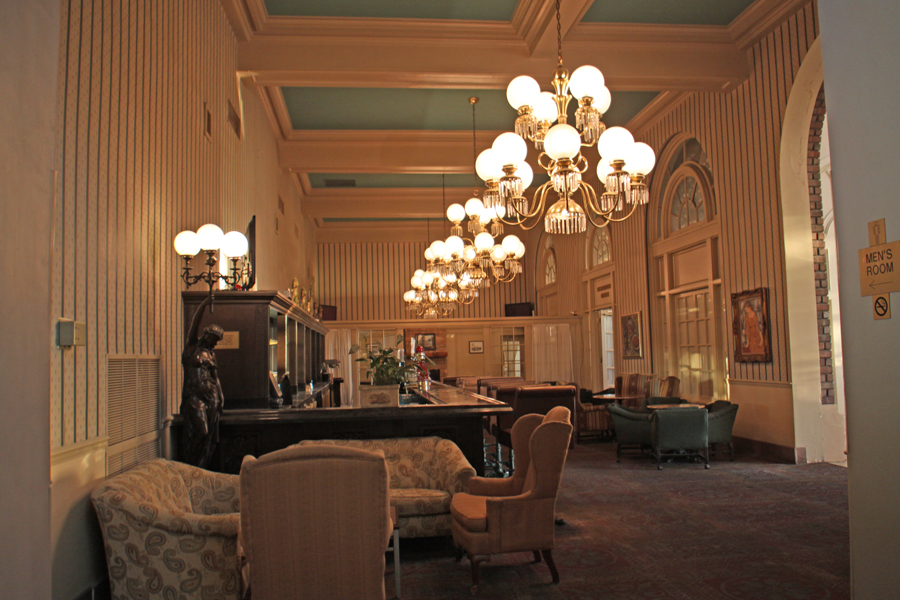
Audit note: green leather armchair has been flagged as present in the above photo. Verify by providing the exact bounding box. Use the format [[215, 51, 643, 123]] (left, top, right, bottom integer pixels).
[[607, 403, 652, 462], [650, 408, 710, 469], [707, 402, 739, 460]]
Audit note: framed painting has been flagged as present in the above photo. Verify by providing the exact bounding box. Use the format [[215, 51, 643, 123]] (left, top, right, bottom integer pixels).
[[469, 340, 484, 354], [417, 333, 436, 351], [621, 312, 642, 359], [732, 287, 772, 362]]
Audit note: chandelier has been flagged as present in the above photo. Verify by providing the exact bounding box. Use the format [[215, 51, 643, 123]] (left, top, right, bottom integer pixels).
[[479, 0, 657, 234]]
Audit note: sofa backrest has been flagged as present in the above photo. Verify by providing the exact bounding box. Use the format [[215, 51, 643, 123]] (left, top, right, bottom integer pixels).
[[91, 458, 194, 515], [295, 437, 447, 489], [614, 373, 652, 397]]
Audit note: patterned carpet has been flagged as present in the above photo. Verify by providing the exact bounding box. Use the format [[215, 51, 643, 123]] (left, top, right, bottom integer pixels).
[[391, 441, 849, 600]]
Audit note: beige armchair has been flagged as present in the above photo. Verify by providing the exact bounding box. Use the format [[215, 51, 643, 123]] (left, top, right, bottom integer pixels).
[[240, 445, 393, 600], [91, 459, 242, 600], [450, 406, 573, 591]]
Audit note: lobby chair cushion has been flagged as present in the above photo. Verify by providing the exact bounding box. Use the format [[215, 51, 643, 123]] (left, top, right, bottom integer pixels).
[[294, 436, 475, 538], [450, 493, 488, 532]]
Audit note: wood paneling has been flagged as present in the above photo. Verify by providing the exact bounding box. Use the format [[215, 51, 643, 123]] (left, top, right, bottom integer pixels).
[[317, 242, 530, 322], [51, 0, 307, 449]]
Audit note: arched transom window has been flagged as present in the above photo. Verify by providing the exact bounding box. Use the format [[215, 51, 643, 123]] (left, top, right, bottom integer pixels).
[[544, 248, 557, 285], [589, 226, 612, 268], [670, 175, 706, 232]]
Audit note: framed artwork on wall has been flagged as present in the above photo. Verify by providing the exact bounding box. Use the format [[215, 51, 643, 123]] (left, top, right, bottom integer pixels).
[[732, 287, 772, 362], [621, 312, 642, 358], [417, 333, 436, 351], [469, 341, 484, 354]]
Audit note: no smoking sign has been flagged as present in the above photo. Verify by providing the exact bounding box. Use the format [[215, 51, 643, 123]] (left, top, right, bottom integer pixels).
[[873, 294, 891, 320]]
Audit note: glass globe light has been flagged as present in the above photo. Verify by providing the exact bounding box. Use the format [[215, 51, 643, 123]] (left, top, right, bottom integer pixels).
[[534, 91, 558, 123], [502, 234, 521, 254], [479, 207, 495, 225], [595, 85, 612, 114], [196, 224, 224, 251], [414, 269, 424, 277], [623, 141, 657, 175], [597, 159, 614, 180], [597, 126, 635, 162], [422, 272, 434, 286], [475, 148, 504, 182], [173, 230, 200, 256], [506, 75, 541, 110], [492, 132, 528, 166], [569, 65, 605, 100], [446, 235, 465, 255], [430, 240, 446, 258], [445, 272, 457, 283], [474, 232, 494, 252], [465, 197, 484, 218], [424, 248, 435, 261], [514, 241, 526, 259], [221, 231, 248, 258], [491, 244, 507, 262], [516, 161, 534, 189], [412, 275, 423, 288], [494, 203, 506, 219], [448, 288, 459, 301], [544, 124, 582, 160], [462, 245, 477, 261], [447, 203, 466, 224]]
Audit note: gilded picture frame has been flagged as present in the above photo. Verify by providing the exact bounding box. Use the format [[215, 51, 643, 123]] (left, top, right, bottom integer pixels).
[[732, 287, 772, 362], [621, 312, 642, 359]]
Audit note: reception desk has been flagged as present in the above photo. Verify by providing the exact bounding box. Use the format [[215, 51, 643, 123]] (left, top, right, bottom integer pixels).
[[191, 381, 511, 475]]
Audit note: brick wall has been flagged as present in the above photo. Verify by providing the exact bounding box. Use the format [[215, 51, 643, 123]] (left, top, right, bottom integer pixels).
[[808, 86, 835, 405]]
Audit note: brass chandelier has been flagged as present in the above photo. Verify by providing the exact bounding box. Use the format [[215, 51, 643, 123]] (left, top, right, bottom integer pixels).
[[478, 0, 658, 234]]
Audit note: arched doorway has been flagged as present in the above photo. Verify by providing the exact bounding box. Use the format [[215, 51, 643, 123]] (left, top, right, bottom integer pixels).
[[779, 38, 847, 463]]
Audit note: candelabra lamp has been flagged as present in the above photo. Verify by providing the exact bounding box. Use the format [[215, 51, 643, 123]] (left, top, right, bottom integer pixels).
[[173, 224, 250, 307]]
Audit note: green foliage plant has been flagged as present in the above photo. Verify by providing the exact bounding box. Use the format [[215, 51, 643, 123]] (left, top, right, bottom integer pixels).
[[349, 336, 417, 386]]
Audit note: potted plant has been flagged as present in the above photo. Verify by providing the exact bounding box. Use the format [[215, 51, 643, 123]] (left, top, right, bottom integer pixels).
[[349, 337, 417, 407]]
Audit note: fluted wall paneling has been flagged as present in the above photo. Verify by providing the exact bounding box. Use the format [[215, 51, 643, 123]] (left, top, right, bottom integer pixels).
[[318, 242, 530, 322], [51, 0, 307, 449]]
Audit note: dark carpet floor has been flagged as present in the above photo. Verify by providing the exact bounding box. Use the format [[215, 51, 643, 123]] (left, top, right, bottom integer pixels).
[[390, 441, 850, 600]]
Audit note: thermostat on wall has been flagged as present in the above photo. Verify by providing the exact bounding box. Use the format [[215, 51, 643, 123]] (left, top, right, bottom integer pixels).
[[58, 318, 86, 347]]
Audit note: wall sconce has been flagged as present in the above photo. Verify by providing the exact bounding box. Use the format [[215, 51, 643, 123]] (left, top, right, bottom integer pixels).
[[173, 224, 249, 305]]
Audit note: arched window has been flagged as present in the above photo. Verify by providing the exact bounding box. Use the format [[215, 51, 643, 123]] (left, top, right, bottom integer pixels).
[[544, 248, 557, 285], [587, 226, 612, 269], [669, 174, 707, 232], [655, 137, 716, 240]]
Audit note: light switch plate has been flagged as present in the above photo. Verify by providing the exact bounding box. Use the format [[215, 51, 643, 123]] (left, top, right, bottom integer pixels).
[[58, 319, 86, 347]]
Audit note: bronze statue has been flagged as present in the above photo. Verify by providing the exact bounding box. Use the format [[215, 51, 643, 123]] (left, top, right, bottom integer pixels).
[[181, 296, 225, 468]]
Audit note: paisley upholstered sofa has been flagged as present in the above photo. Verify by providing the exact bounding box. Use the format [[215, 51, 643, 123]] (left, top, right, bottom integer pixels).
[[91, 459, 243, 600], [295, 436, 475, 538]]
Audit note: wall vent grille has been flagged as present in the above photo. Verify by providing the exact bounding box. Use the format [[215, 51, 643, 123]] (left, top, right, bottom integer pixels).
[[107, 355, 161, 475]]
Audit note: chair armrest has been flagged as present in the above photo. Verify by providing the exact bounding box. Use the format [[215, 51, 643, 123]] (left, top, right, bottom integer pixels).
[[432, 439, 477, 493], [93, 490, 241, 539], [183, 470, 241, 515], [149, 509, 241, 539], [468, 476, 520, 497]]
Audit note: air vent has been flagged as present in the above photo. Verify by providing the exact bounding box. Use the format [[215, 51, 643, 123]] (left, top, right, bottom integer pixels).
[[324, 179, 357, 188], [107, 355, 161, 475]]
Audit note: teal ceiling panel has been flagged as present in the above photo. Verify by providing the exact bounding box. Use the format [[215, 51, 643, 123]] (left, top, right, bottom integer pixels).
[[265, 0, 518, 21], [283, 88, 658, 132], [582, 0, 756, 26]]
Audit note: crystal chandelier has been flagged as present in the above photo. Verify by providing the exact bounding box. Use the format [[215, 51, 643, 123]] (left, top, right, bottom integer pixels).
[[481, 0, 657, 234]]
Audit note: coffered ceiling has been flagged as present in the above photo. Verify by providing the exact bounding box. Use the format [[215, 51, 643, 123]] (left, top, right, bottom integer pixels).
[[220, 0, 805, 230]]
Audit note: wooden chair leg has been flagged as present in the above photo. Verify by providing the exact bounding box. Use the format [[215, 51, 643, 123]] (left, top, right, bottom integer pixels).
[[540, 549, 560, 584], [533, 550, 542, 563], [728, 442, 735, 461], [469, 554, 489, 593]]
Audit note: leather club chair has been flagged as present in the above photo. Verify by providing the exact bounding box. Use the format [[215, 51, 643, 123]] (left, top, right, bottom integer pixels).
[[650, 407, 710, 469], [707, 402, 739, 460], [607, 403, 653, 462], [239, 445, 393, 600], [450, 407, 573, 591]]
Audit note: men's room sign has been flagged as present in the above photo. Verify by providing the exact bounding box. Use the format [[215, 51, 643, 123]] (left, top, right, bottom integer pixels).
[[858, 240, 900, 296]]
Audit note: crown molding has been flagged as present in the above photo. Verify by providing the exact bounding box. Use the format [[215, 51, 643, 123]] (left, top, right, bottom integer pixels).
[[218, 0, 255, 42], [568, 21, 734, 45], [729, 0, 812, 50], [284, 129, 504, 144], [256, 16, 520, 41], [626, 91, 691, 138]]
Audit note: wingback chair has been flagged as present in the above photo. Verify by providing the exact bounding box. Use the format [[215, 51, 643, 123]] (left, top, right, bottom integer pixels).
[[607, 403, 653, 461], [707, 402, 739, 460], [239, 445, 393, 600], [650, 407, 710, 469], [450, 406, 573, 591]]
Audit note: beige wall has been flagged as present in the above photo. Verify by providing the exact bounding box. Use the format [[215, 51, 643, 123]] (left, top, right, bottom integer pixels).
[[0, 2, 60, 598], [819, 0, 900, 595]]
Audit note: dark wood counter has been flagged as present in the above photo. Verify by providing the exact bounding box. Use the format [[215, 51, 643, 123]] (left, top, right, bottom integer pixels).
[[201, 381, 511, 475]]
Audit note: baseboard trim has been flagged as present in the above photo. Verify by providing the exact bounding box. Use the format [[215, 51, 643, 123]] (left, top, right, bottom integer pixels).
[[733, 436, 803, 464]]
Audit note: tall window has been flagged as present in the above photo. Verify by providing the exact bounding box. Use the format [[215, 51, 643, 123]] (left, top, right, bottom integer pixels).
[[651, 136, 725, 400], [588, 226, 612, 269], [544, 248, 557, 285]]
